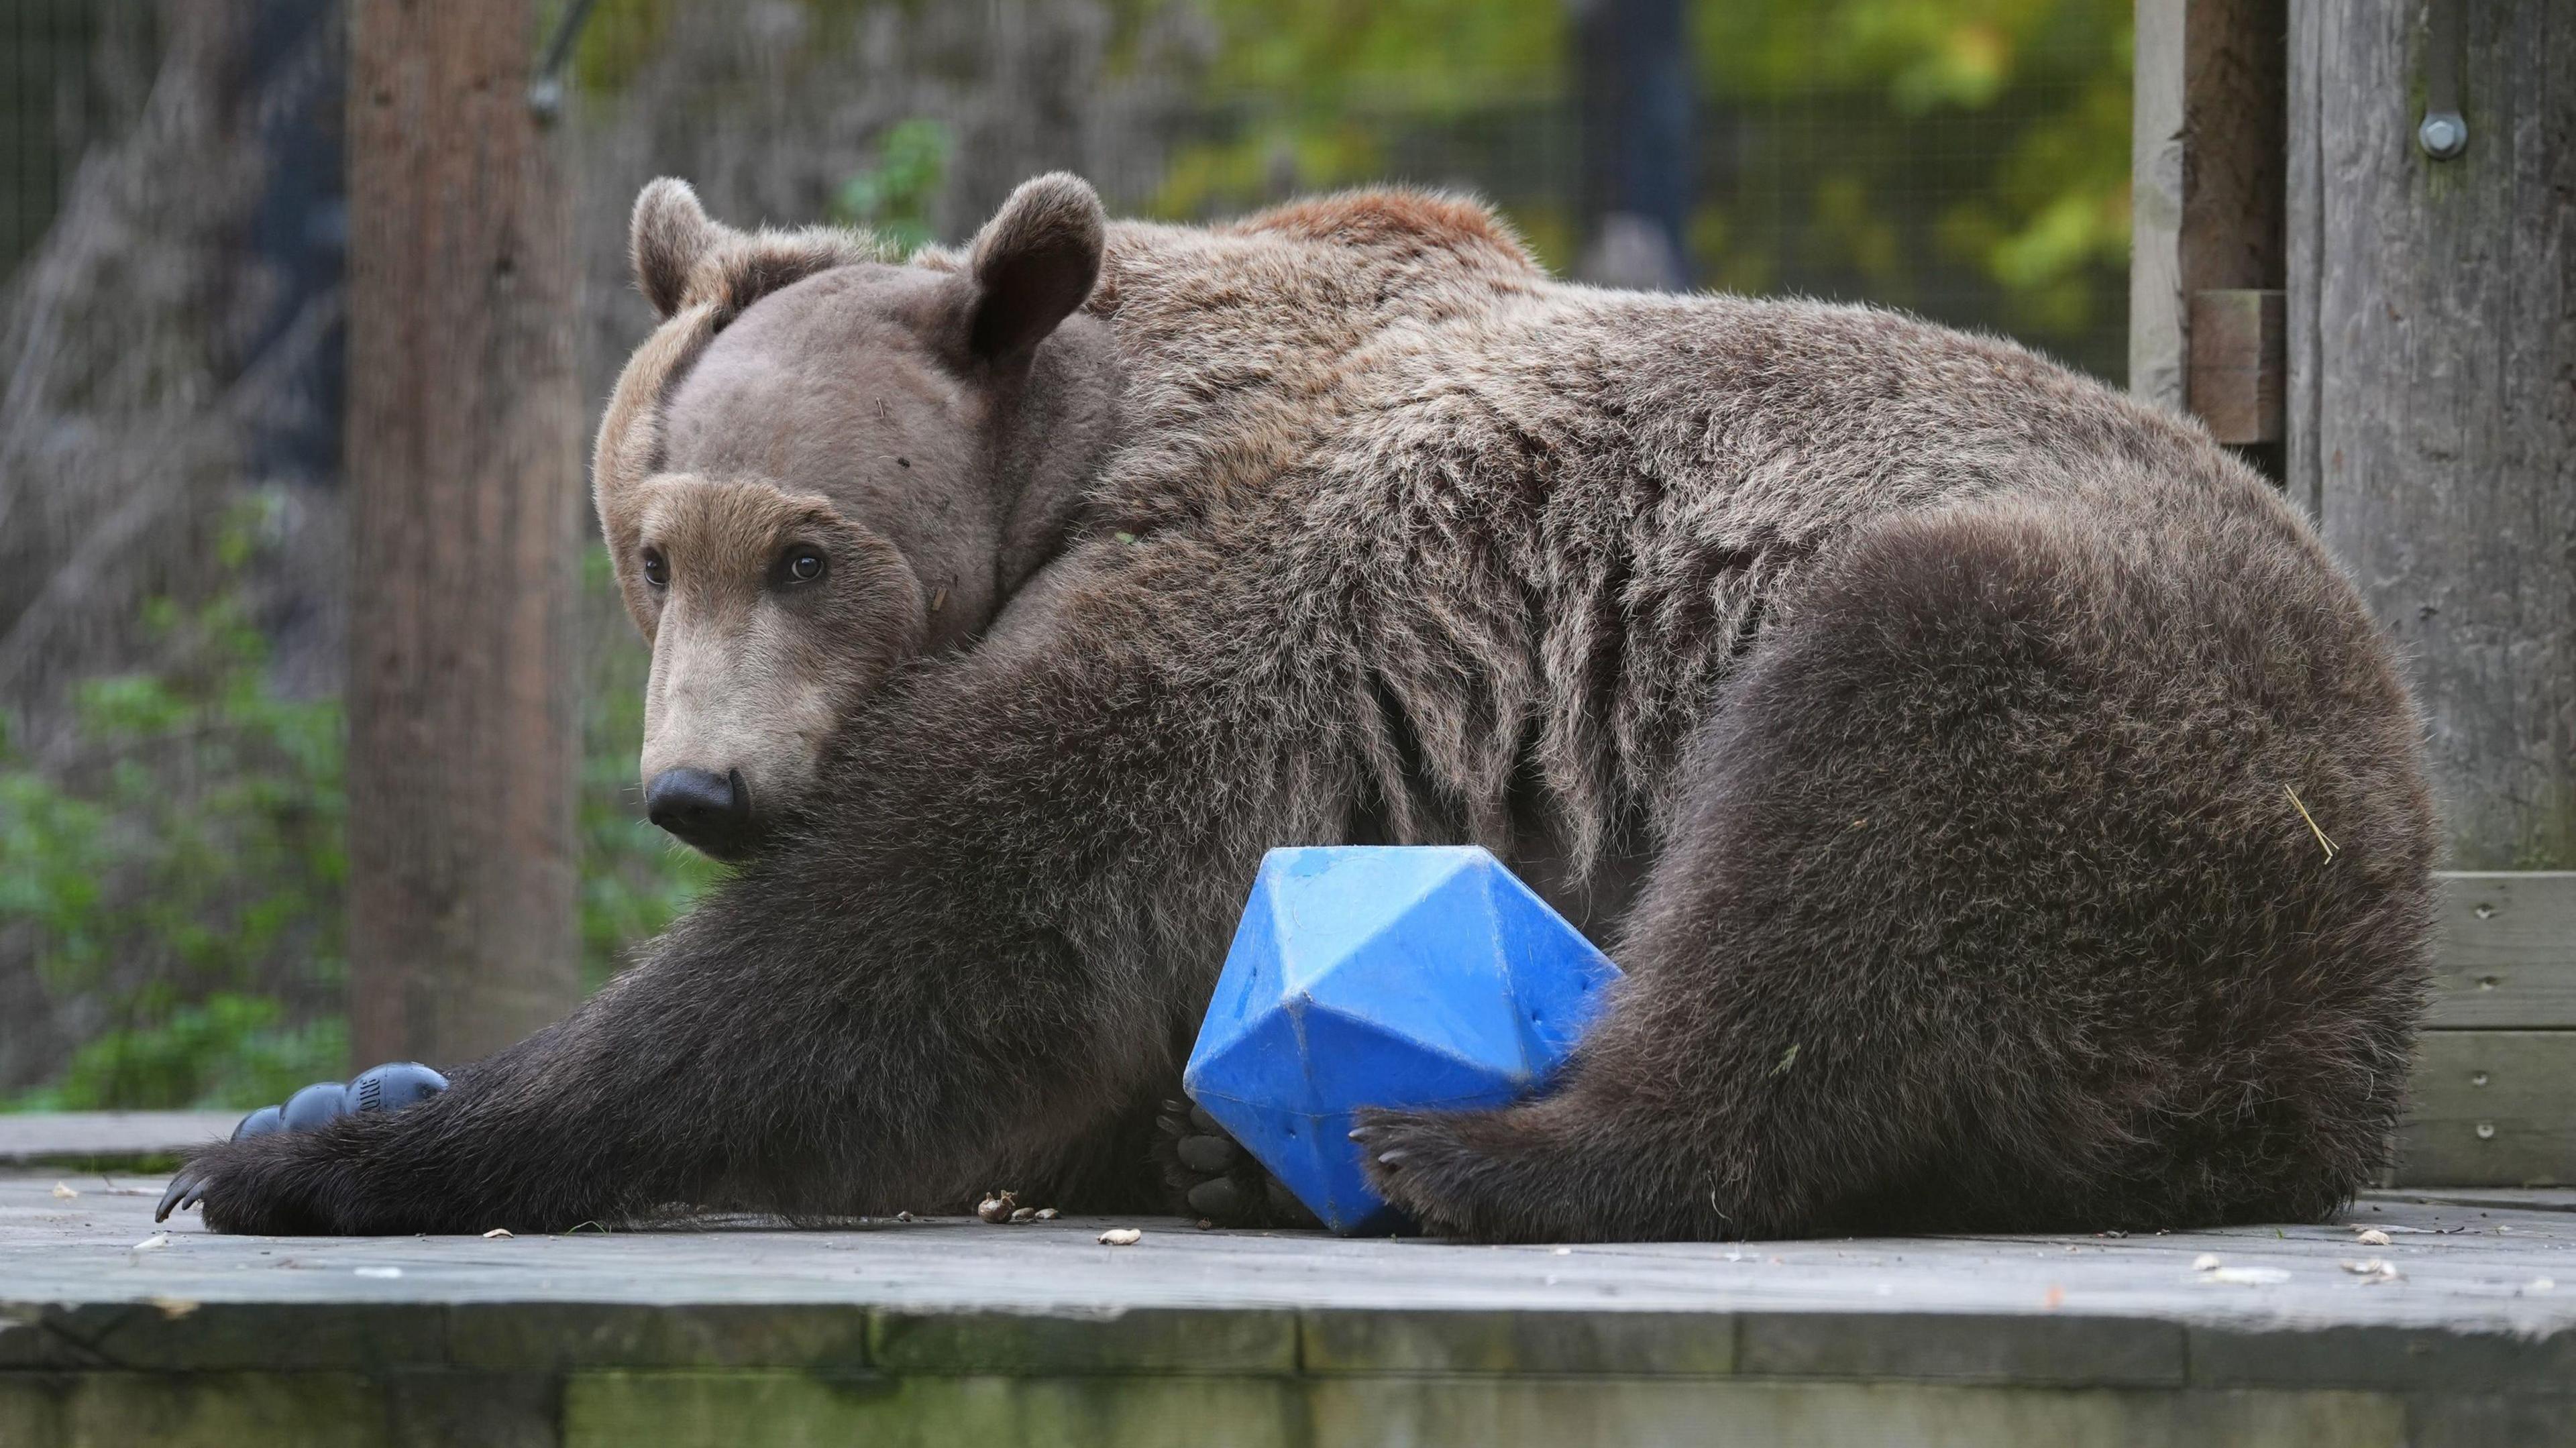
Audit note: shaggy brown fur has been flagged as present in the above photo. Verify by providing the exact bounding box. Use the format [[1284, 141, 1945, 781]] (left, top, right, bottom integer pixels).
[[162, 174, 2436, 1241]]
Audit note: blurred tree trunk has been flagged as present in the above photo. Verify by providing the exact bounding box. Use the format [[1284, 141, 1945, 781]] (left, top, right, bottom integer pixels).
[[345, 0, 580, 1067]]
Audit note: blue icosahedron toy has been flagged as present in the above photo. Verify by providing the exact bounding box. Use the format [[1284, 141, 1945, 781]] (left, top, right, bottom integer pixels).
[[1183, 846, 1623, 1235]]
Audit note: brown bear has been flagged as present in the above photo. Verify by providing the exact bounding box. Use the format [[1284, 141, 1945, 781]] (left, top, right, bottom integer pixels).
[[162, 173, 2436, 1241]]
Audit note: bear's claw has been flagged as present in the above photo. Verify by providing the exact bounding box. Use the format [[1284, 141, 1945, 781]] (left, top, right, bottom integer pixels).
[[155, 1169, 205, 1222], [1351, 1106, 1495, 1236]]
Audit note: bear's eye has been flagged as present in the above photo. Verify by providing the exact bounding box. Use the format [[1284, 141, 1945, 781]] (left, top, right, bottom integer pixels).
[[641, 549, 668, 589], [782, 547, 826, 585]]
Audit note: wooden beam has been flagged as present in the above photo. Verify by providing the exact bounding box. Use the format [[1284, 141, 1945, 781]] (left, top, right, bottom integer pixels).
[[2130, 0, 2288, 431], [2130, 0, 2186, 406], [2184, 288, 2285, 442], [2176, 0, 2286, 297]]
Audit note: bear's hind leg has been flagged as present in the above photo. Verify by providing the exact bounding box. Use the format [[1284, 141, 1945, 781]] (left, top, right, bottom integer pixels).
[[1356, 950, 1945, 1243], [1365, 495, 2434, 1243]]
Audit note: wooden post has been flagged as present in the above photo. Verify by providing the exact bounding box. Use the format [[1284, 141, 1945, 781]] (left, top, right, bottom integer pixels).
[[345, 0, 582, 1066], [2130, 0, 2287, 445], [2287, 0, 2576, 870], [2131, 0, 2187, 406]]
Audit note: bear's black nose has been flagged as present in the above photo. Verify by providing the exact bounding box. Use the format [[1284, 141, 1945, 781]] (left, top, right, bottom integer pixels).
[[646, 767, 754, 858]]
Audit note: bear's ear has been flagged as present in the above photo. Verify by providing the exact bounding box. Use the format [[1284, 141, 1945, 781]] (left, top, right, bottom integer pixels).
[[631, 178, 717, 319], [964, 173, 1105, 364]]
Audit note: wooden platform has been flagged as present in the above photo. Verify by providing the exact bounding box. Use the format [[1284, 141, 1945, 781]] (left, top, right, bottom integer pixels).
[[0, 1112, 236, 1170], [0, 875, 2566, 1443], [3, 1170, 2573, 1447]]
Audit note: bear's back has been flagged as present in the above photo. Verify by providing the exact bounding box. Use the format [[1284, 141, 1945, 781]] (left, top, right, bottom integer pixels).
[[1234, 190, 1546, 278]]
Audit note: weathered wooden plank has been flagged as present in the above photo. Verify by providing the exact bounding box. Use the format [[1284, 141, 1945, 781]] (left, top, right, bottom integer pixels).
[[2131, 0, 2187, 406], [1733, 1312, 2182, 1388], [2191, 1320, 2576, 1396], [2178, 0, 2287, 297], [552, 1371, 2410, 1448], [2131, 0, 2286, 414], [1306, 1379, 2400, 1448], [441, 1303, 871, 1374], [13, 1172, 2576, 1355], [2290, 0, 2576, 869], [2186, 288, 2286, 443], [0, 1111, 235, 1167], [7, 1170, 2576, 1446], [0, 1373, 385, 1448], [2395, 1030, 2576, 1187], [1299, 1311, 1735, 1376], [2284, 0, 2323, 509], [2426, 873, 2576, 1028], [564, 1372, 1301, 1448], [22, 1372, 2576, 1448], [869, 1309, 1297, 1376]]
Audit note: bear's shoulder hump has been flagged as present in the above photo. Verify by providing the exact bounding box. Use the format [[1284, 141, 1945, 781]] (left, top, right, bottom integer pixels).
[[1234, 190, 1542, 275]]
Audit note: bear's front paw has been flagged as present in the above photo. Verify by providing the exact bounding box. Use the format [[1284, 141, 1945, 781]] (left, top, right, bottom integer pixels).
[[1350, 1107, 1505, 1238], [159, 1130, 368, 1236], [1155, 1100, 1320, 1229]]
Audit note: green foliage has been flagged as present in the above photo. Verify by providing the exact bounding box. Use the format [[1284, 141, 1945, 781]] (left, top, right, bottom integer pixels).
[[1155, 0, 2130, 372], [3, 531, 717, 1107], [0, 600, 345, 1002], [0, 542, 347, 1109], [1189, 0, 1564, 109], [830, 119, 952, 254], [16, 995, 346, 1112], [1697, 0, 2133, 349], [567, 0, 2128, 366], [565, 0, 672, 98], [1147, 0, 1566, 241]]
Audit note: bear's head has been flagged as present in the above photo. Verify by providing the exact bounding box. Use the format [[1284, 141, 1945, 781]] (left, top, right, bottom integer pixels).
[[593, 173, 1110, 859]]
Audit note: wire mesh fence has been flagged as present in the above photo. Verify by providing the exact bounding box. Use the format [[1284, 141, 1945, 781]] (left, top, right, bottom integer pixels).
[[0, 0, 117, 280], [0, 0, 2131, 1105]]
